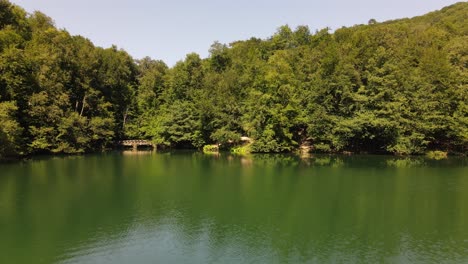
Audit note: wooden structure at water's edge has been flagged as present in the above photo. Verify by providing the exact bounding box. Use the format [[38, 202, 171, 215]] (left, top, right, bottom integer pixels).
[[119, 140, 155, 151]]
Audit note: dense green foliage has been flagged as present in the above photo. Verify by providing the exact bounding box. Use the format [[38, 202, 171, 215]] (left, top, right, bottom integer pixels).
[[0, 1, 467, 158], [0, 0, 136, 157]]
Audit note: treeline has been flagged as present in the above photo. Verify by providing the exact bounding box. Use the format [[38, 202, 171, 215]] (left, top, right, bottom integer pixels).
[[0, 0, 137, 158], [0, 1, 467, 159]]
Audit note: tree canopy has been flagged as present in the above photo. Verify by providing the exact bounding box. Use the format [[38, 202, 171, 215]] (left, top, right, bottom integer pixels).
[[0, 0, 467, 159]]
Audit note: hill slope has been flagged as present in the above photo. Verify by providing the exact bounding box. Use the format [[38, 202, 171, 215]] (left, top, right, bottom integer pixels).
[[0, 1, 467, 158]]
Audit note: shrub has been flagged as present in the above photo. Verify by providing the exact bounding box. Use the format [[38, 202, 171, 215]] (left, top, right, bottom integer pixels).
[[426, 151, 448, 160], [203, 144, 219, 154]]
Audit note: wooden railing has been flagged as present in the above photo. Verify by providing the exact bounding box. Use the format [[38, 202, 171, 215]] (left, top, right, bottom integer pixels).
[[119, 140, 155, 150]]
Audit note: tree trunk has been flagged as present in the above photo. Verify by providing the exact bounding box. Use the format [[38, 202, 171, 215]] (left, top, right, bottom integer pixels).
[[123, 107, 129, 129], [80, 95, 87, 116]]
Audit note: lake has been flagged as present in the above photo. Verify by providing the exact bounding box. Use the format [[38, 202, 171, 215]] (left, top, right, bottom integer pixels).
[[0, 152, 467, 263]]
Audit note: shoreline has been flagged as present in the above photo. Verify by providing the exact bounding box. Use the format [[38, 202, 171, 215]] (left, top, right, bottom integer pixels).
[[1, 147, 464, 164]]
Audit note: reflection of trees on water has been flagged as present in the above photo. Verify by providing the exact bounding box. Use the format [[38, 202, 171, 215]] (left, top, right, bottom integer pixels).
[[0, 153, 467, 263], [386, 156, 468, 168], [190, 151, 466, 169], [310, 156, 344, 167], [0, 155, 140, 264], [386, 157, 425, 168], [134, 153, 468, 263], [201, 153, 467, 169]]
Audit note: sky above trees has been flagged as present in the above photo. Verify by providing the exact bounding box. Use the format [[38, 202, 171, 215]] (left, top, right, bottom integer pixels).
[[10, 0, 461, 66]]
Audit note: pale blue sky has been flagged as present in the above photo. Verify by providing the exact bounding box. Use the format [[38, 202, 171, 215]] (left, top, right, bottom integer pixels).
[[11, 0, 461, 66]]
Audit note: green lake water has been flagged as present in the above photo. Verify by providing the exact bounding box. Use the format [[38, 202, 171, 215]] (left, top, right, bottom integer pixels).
[[0, 152, 467, 263]]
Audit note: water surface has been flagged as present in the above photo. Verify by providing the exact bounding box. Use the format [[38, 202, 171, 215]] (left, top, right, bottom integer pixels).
[[0, 152, 467, 263]]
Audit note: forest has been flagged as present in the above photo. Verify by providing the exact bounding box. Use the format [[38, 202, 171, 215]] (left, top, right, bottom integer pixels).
[[0, 0, 467, 159]]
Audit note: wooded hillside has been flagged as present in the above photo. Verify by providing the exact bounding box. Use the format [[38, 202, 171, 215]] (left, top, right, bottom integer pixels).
[[1, 1, 466, 158]]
